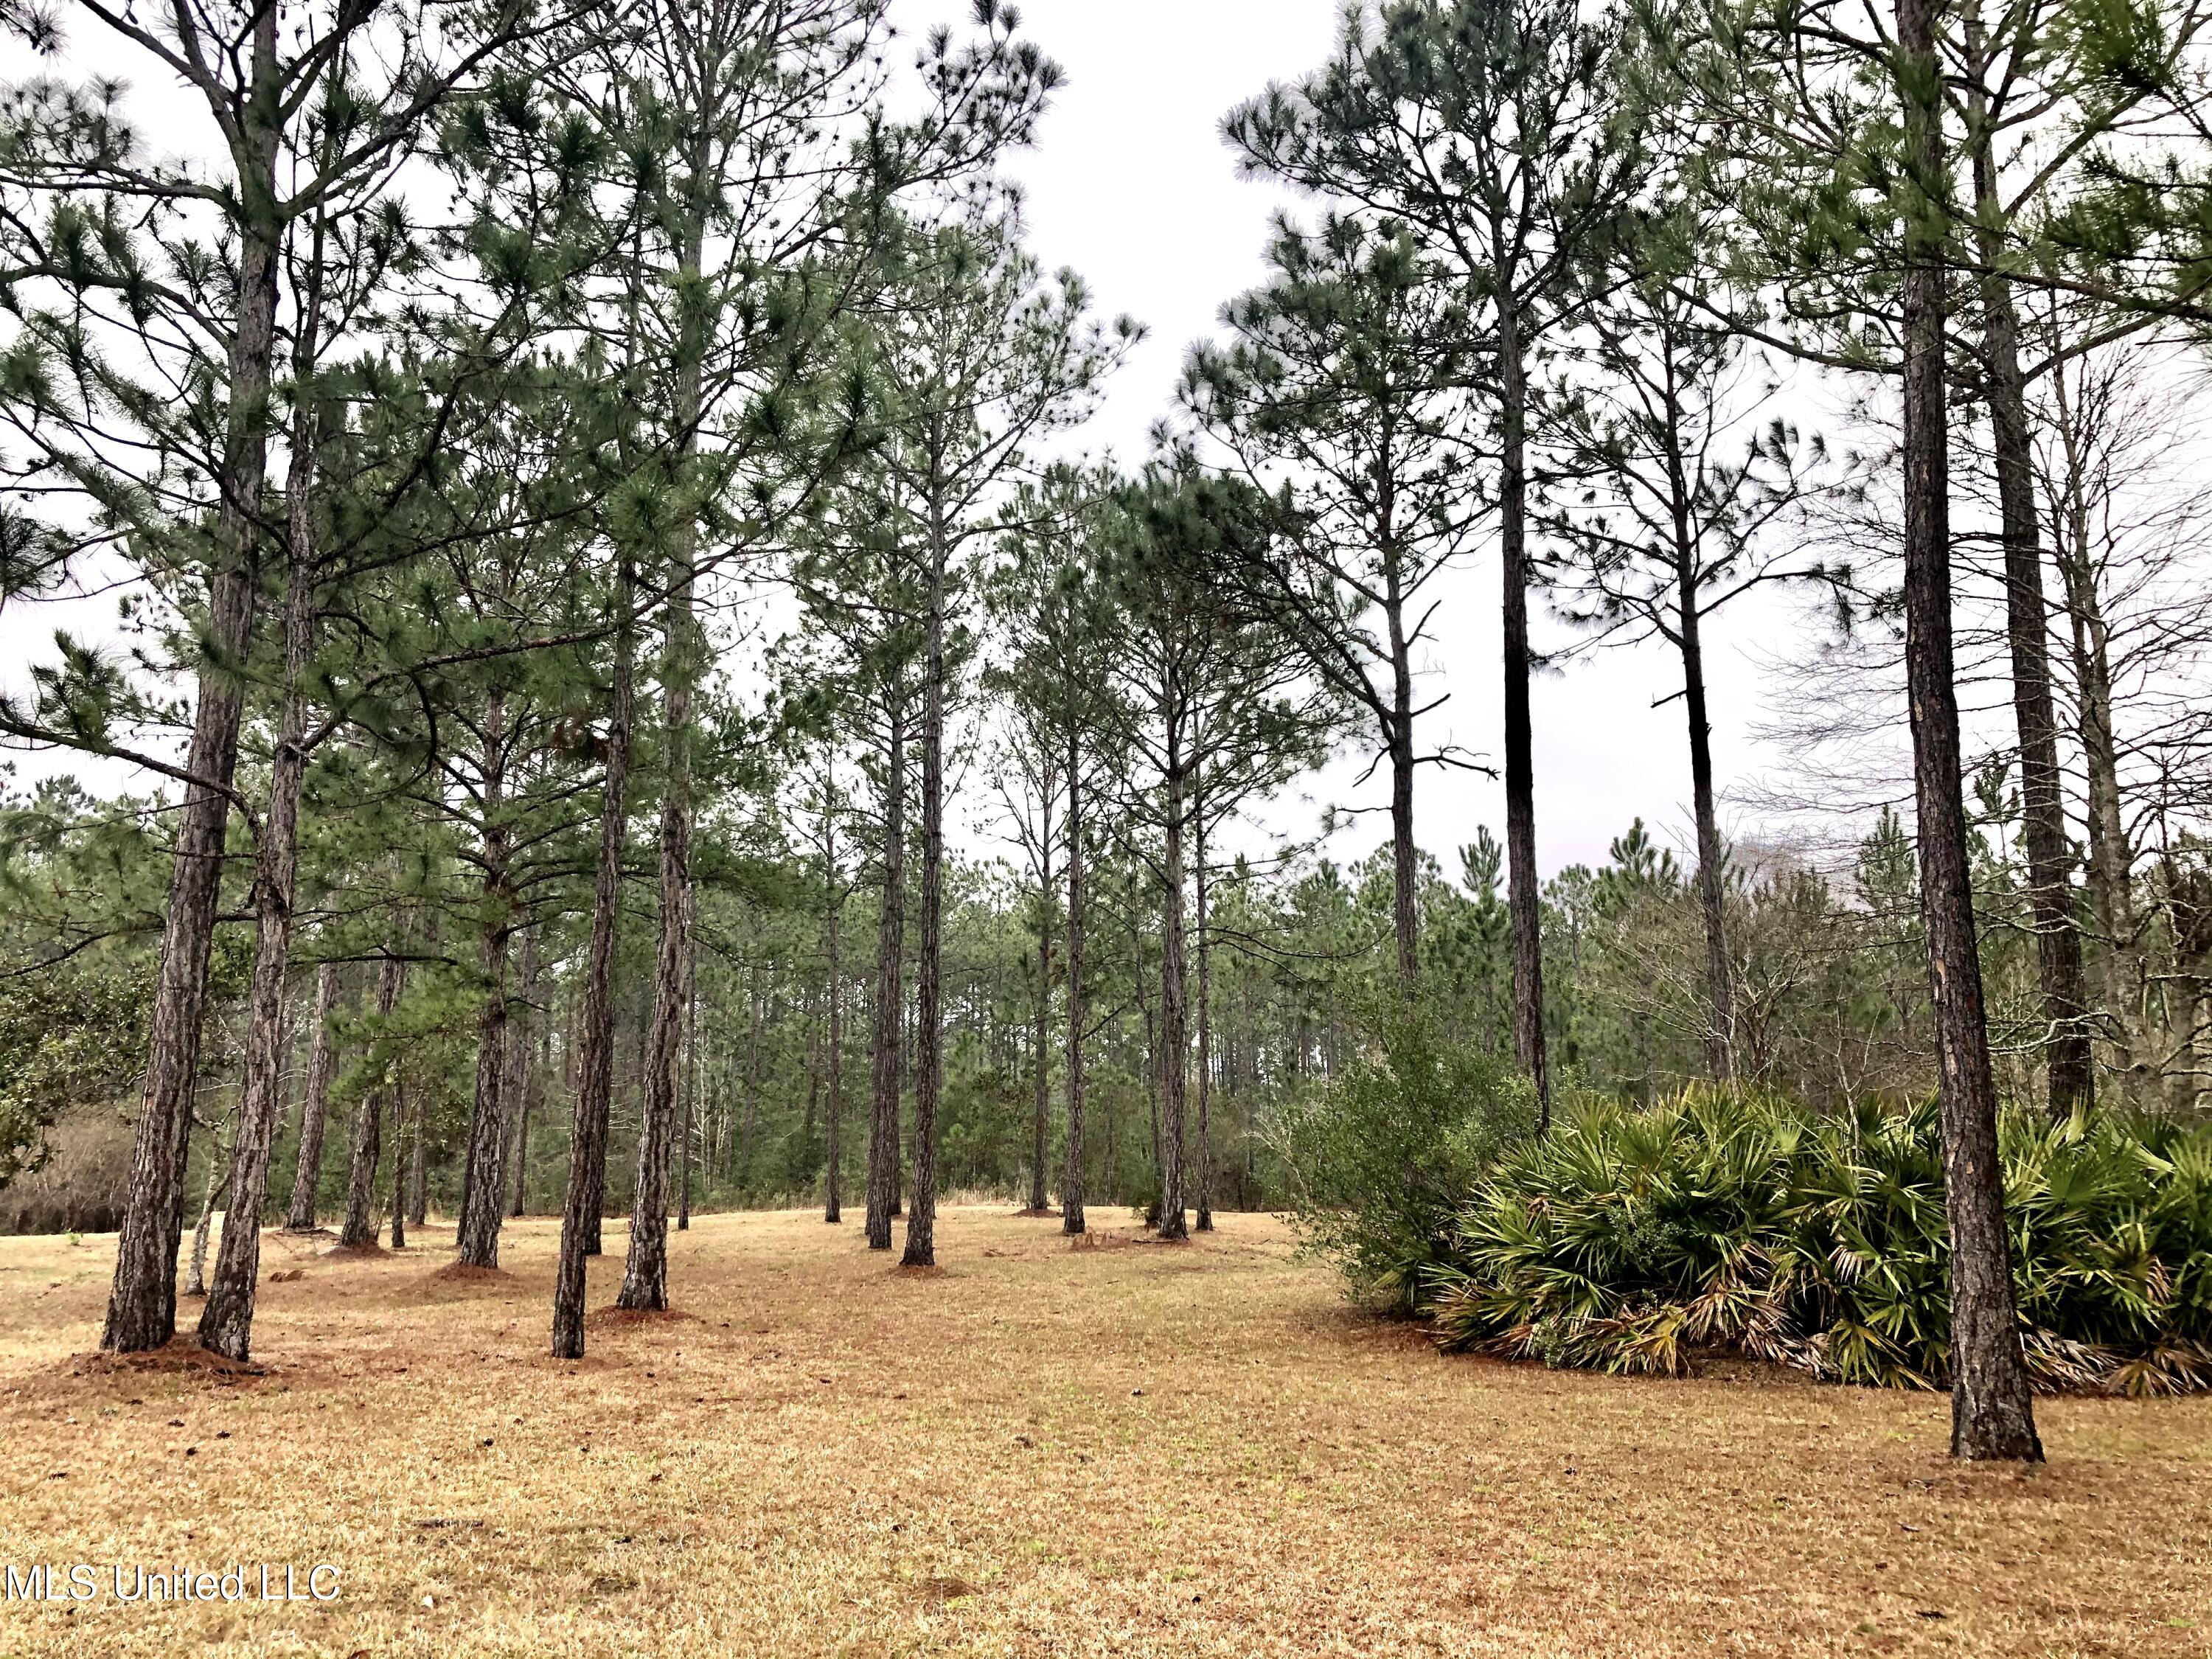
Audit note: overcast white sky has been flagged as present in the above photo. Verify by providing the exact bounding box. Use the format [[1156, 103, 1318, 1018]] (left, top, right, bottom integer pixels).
[[1, 0, 1841, 884], [975, 0, 1812, 880]]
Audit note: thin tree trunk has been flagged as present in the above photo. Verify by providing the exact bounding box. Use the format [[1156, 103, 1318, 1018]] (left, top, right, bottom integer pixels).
[[1158, 745, 1190, 1241], [1964, 10, 2092, 1116], [866, 694, 907, 1251], [678, 925, 698, 1231], [1195, 805, 1214, 1232], [339, 954, 406, 1248], [1497, 279, 1550, 1124], [389, 1080, 410, 1251], [198, 369, 324, 1359], [499, 928, 538, 1220], [1677, 543, 1736, 1082], [622, 309, 703, 1304], [284, 962, 341, 1231], [407, 1093, 428, 1228], [825, 848, 844, 1224], [1062, 727, 1087, 1237], [102, 7, 281, 1353], [1385, 550, 1420, 995], [740, 963, 765, 1169], [456, 693, 513, 1271], [902, 492, 947, 1270], [2051, 374, 2140, 1078], [553, 561, 635, 1358], [1030, 877, 1051, 1214], [1896, 0, 2042, 1463], [184, 1111, 233, 1301]]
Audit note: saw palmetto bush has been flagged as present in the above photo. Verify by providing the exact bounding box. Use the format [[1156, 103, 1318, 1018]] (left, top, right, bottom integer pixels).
[[1423, 1093, 2212, 1395]]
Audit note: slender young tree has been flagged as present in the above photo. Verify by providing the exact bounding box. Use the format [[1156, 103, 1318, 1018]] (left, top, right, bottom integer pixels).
[[858, 198, 1137, 1265], [1228, 0, 1648, 1120], [1893, 0, 2043, 1461], [1185, 217, 1481, 995], [283, 962, 343, 1231]]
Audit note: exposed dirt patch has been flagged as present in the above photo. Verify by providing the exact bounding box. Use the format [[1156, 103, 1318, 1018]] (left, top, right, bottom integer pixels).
[[582, 1305, 701, 1329], [429, 1262, 515, 1284]]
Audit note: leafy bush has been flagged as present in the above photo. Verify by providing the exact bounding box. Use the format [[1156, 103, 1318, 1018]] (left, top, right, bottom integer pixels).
[[1270, 1014, 1536, 1310], [1425, 1092, 2212, 1395]]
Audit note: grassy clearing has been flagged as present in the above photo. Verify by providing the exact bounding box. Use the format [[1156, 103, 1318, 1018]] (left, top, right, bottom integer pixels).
[[1, 1207, 2208, 1657]]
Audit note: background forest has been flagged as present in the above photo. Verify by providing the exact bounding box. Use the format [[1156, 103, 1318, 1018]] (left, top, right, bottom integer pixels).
[[4, 0, 2212, 1468]]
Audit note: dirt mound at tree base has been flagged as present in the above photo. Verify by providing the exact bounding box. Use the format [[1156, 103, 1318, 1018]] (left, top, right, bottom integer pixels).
[[583, 1305, 700, 1329], [430, 1262, 515, 1284]]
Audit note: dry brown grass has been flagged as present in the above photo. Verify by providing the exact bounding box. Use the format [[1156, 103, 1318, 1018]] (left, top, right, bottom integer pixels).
[[1, 1207, 2208, 1658]]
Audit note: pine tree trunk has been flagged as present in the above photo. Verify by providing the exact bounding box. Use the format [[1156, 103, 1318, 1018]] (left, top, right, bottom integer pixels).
[[1062, 728, 1087, 1237], [2051, 404, 2140, 1078], [1677, 543, 1736, 1082], [824, 854, 844, 1224], [866, 694, 907, 1251], [101, 9, 282, 1353], [498, 928, 538, 1220], [1157, 742, 1190, 1242], [622, 584, 696, 1307], [1195, 807, 1214, 1232], [456, 693, 513, 1271], [1385, 549, 1420, 995], [340, 955, 406, 1248], [1896, 0, 2042, 1463], [407, 1094, 427, 1228], [1497, 279, 1550, 1124], [389, 1083, 409, 1251], [553, 562, 635, 1358], [184, 1113, 232, 1301], [198, 393, 324, 1359], [284, 962, 341, 1231], [678, 933, 697, 1231], [740, 965, 765, 1171], [1963, 29, 2091, 1115], [1030, 886, 1051, 1214], [902, 493, 947, 1269]]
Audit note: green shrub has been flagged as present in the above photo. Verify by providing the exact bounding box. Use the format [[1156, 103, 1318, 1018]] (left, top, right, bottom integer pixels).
[[1270, 1014, 1536, 1311], [1425, 1092, 2212, 1395]]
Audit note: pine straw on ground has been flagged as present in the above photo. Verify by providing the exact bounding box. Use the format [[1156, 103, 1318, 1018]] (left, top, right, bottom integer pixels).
[[1, 1208, 2208, 1658]]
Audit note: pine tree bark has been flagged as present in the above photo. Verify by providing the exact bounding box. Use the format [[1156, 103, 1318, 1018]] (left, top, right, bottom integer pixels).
[[1896, 0, 2043, 1463], [498, 928, 538, 1220], [553, 563, 635, 1359], [902, 493, 947, 1269], [184, 1114, 231, 1301], [284, 961, 341, 1231], [1497, 280, 1551, 1125], [1157, 741, 1190, 1242], [198, 377, 325, 1359], [389, 1082, 410, 1250], [1961, 35, 2092, 1115], [1675, 527, 1736, 1082], [407, 1096, 428, 1228], [101, 4, 282, 1354], [1029, 842, 1052, 1214], [824, 845, 844, 1224], [456, 692, 514, 1270], [866, 692, 908, 1251], [1194, 807, 1214, 1232], [678, 933, 697, 1231], [1062, 728, 1087, 1237], [339, 954, 406, 1248], [1385, 542, 1421, 996], [622, 265, 705, 1304]]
